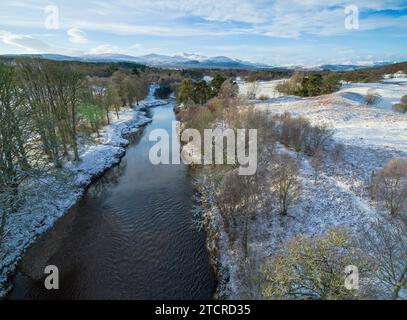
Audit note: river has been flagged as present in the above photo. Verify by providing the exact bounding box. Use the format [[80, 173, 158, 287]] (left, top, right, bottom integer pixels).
[[7, 101, 216, 299]]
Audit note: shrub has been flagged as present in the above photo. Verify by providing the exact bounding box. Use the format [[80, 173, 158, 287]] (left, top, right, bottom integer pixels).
[[370, 158, 407, 216], [363, 219, 407, 300], [261, 229, 372, 300], [331, 143, 345, 163], [393, 95, 407, 113], [246, 81, 259, 99], [280, 113, 309, 155], [310, 148, 324, 184], [270, 154, 301, 215], [216, 171, 266, 256], [366, 89, 381, 105], [278, 113, 333, 156], [303, 124, 334, 156], [300, 74, 323, 97]]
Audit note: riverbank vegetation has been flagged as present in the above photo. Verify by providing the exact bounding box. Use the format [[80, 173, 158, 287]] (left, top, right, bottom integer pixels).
[[179, 72, 407, 299], [1, 55, 407, 299], [276, 72, 341, 97], [0, 59, 149, 249]]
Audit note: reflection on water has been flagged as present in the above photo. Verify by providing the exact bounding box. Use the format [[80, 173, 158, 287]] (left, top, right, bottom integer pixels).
[[8, 104, 216, 300]]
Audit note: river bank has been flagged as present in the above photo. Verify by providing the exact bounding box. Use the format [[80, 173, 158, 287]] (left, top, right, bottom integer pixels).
[[186, 81, 407, 299], [190, 172, 231, 299], [4, 89, 215, 300], [0, 85, 162, 298]]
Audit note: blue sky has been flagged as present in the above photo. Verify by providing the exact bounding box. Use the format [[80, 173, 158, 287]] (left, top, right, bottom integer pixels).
[[0, 0, 406, 65]]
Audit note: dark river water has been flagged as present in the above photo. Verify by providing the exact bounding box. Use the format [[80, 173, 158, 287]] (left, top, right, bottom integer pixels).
[[8, 103, 216, 300]]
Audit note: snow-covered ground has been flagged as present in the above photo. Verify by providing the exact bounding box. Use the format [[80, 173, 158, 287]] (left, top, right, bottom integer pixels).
[[0, 85, 162, 297], [337, 71, 407, 111], [237, 78, 287, 100], [339, 75, 407, 110], [203, 78, 407, 299], [237, 71, 407, 110]]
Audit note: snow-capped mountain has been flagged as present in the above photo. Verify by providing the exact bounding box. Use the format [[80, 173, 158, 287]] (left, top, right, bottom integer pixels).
[[80, 52, 268, 69], [0, 52, 268, 69], [174, 52, 208, 62], [0, 53, 398, 71]]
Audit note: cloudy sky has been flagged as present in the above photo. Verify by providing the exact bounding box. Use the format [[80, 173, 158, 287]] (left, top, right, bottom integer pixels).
[[0, 0, 406, 65]]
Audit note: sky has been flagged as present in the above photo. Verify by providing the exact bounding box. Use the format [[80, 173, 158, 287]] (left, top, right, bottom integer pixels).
[[0, 0, 407, 66]]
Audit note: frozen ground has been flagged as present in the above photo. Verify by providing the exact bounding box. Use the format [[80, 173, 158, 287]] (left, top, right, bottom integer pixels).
[[339, 73, 407, 110], [206, 76, 407, 299], [237, 78, 287, 100], [0, 85, 161, 297]]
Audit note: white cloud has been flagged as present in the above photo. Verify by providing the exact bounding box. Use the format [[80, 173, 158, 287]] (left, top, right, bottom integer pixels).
[[58, 0, 407, 39], [0, 30, 52, 52], [86, 44, 122, 55], [1, 0, 406, 39], [86, 43, 158, 56], [0, 0, 406, 64], [67, 28, 87, 44]]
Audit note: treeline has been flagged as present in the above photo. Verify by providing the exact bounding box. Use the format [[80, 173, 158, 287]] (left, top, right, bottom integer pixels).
[[176, 74, 238, 105], [336, 61, 407, 83], [0, 56, 148, 78], [276, 72, 341, 97], [0, 59, 149, 241]]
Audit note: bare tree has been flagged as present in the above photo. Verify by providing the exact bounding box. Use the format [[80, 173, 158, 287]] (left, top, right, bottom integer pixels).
[[364, 219, 407, 300], [371, 158, 407, 216], [246, 81, 259, 100], [216, 170, 266, 257], [277, 113, 332, 157], [112, 70, 149, 108], [18, 60, 83, 163], [0, 63, 32, 245], [310, 148, 324, 184], [279, 114, 309, 156], [303, 124, 334, 156], [331, 143, 345, 164], [366, 88, 381, 105], [270, 154, 301, 215]]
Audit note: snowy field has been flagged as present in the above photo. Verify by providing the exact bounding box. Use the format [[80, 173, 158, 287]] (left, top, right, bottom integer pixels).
[[0, 85, 162, 297], [237, 78, 287, 100], [339, 73, 407, 110], [238, 71, 407, 111], [210, 75, 407, 299]]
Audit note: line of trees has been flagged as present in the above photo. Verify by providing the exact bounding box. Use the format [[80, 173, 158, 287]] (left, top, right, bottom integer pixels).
[[276, 73, 341, 97], [177, 74, 236, 105], [0, 59, 149, 246]]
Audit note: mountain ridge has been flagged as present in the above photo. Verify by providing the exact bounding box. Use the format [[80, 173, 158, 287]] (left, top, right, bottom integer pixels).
[[0, 52, 399, 71]]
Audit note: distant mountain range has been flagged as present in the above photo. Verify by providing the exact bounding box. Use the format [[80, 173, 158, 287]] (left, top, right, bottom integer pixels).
[[0, 52, 397, 71], [0, 52, 268, 70]]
